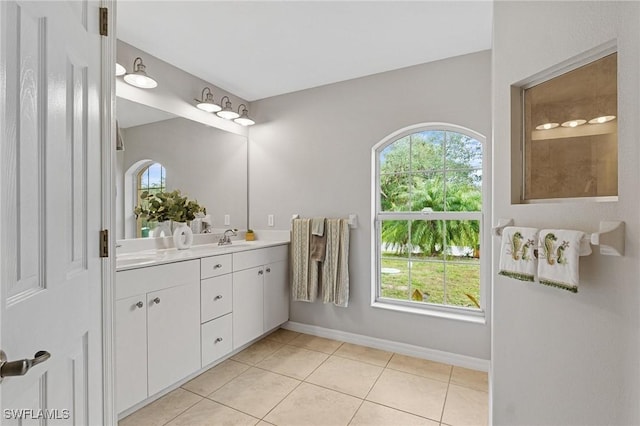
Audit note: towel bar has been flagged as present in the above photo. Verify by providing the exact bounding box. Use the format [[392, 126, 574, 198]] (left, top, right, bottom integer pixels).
[[492, 219, 625, 256], [291, 214, 358, 229]]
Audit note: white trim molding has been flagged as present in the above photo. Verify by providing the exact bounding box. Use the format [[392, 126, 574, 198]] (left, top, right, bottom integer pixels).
[[283, 321, 490, 372]]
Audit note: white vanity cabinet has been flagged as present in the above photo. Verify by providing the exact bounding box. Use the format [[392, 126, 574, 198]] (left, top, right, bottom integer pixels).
[[115, 260, 200, 413], [232, 245, 289, 349], [115, 242, 289, 417]]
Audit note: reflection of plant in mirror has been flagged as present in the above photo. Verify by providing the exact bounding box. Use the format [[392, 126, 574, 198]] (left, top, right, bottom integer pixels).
[[134, 190, 206, 223]]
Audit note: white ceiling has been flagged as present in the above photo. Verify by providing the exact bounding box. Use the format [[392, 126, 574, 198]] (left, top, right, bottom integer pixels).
[[117, 1, 493, 102]]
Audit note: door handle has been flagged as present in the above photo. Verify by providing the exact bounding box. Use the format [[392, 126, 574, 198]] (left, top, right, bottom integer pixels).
[[0, 350, 51, 383]]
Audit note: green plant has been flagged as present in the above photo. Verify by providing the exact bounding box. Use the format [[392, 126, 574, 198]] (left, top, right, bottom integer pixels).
[[134, 190, 206, 223]]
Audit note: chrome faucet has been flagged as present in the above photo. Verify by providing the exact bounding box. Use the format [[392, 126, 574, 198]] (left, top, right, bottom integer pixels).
[[218, 229, 237, 246]]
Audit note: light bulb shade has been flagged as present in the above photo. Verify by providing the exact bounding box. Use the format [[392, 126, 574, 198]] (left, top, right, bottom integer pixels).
[[234, 106, 255, 126], [216, 96, 240, 119], [115, 62, 126, 76], [561, 119, 586, 128], [535, 122, 559, 130], [195, 87, 221, 112], [588, 115, 616, 124], [124, 57, 158, 89]]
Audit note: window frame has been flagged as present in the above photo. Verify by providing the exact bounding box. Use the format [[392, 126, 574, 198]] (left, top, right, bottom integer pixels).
[[135, 162, 166, 237], [371, 123, 488, 321]]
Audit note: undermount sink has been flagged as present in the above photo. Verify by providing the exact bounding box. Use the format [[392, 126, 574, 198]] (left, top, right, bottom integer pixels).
[[186, 242, 251, 252], [116, 253, 159, 267]]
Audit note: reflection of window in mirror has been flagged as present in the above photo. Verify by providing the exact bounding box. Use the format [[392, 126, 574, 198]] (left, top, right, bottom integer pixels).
[[137, 162, 166, 237], [522, 52, 617, 201]]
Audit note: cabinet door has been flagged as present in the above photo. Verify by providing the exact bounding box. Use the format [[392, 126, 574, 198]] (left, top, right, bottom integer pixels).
[[264, 260, 289, 332], [147, 283, 201, 396], [233, 266, 264, 349], [115, 295, 148, 413]]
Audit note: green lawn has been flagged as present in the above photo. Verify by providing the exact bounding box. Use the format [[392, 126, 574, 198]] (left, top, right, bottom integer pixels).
[[380, 254, 480, 309]]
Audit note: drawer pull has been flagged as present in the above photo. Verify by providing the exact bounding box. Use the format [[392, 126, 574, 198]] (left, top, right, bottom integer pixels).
[[258, 270, 264, 275], [213, 264, 223, 269], [214, 337, 223, 343], [151, 297, 160, 305], [266, 268, 271, 273], [214, 295, 223, 301], [135, 301, 144, 309]]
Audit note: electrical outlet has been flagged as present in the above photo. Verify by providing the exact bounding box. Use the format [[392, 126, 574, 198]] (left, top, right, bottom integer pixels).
[[224, 214, 230, 225], [268, 214, 274, 227]]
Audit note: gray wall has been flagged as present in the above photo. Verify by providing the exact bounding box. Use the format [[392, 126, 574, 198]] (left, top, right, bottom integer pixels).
[[492, 2, 640, 424], [249, 51, 492, 360]]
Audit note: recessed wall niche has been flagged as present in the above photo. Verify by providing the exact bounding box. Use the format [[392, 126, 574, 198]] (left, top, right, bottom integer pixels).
[[514, 51, 617, 202]]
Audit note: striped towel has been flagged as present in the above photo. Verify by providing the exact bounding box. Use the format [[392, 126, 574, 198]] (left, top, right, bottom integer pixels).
[[322, 219, 350, 307], [291, 218, 318, 302]]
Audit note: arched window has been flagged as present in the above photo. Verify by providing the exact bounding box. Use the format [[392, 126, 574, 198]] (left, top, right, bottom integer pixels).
[[373, 124, 485, 314], [136, 162, 166, 237]]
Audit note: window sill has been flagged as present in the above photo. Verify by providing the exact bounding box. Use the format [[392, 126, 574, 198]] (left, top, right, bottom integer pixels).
[[371, 300, 486, 324]]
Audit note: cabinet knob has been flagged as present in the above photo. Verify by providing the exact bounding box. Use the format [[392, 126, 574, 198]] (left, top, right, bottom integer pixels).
[[152, 297, 160, 305], [214, 337, 223, 343], [266, 268, 271, 273], [135, 301, 144, 309], [214, 264, 223, 269], [258, 270, 264, 275], [214, 295, 223, 301]]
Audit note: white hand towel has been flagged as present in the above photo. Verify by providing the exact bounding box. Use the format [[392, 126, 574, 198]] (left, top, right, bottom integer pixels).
[[498, 226, 539, 282], [537, 229, 591, 293]]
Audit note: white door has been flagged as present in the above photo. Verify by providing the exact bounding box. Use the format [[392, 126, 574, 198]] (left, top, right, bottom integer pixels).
[[0, 1, 103, 425]]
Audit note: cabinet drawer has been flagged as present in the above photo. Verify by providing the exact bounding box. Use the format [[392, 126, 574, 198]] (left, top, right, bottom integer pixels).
[[201, 274, 232, 323], [233, 245, 288, 271], [201, 254, 232, 279], [201, 313, 233, 367], [116, 259, 200, 300]]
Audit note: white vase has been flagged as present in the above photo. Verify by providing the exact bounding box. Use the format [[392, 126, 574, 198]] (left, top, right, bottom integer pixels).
[[173, 222, 193, 250], [154, 220, 172, 238]]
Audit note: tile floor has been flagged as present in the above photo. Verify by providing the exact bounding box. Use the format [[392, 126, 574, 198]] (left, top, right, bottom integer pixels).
[[120, 329, 488, 426]]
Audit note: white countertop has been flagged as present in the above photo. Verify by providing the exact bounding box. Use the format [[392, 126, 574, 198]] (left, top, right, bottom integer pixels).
[[116, 239, 290, 272]]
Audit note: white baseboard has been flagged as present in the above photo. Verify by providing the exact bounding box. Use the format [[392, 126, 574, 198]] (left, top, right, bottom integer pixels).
[[283, 321, 490, 372]]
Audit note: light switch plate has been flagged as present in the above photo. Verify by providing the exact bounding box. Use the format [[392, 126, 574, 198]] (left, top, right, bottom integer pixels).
[[224, 214, 230, 225], [268, 214, 274, 227]]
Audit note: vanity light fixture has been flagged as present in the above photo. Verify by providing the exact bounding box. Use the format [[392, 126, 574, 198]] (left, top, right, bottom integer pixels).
[[123, 57, 158, 89], [588, 115, 616, 124], [233, 104, 255, 126], [195, 87, 222, 112], [535, 122, 560, 130], [115, 62, 126, 77], [216, 96, 240, 120], [561, 119, 587, 128]]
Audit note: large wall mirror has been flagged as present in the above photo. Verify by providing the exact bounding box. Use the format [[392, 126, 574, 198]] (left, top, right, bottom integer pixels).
[[115, 97, 248, 239]]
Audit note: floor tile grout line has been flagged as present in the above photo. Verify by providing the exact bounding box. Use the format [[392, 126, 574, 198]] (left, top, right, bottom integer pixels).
[[438, 366, 455, 424], [355, 356, 444, 424], [330, 351, 393, 368], [259, 377, 306, 422], [344, 357, 388, 425], [156, 388, 203, 426], [200, 392, 264, 422]]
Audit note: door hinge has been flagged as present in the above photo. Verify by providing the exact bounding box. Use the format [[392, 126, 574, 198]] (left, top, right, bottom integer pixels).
[[99, 229, 109, 258], [99, 7, 108, 37]]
